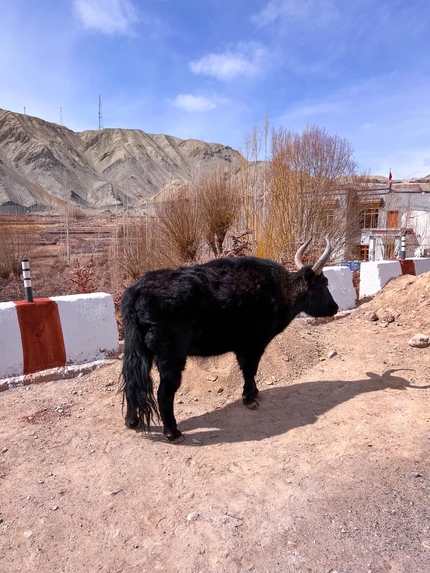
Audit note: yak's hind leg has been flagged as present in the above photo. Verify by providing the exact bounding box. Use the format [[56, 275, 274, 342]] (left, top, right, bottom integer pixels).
[[156, 353, 187, 444], [235, 349, 264, 410]]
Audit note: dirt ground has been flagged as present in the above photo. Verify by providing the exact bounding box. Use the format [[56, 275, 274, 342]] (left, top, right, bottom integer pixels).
[[1, 273, 430, 573]]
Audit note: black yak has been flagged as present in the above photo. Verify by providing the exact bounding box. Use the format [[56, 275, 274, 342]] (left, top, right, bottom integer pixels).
[[121, 238, 338, 443]]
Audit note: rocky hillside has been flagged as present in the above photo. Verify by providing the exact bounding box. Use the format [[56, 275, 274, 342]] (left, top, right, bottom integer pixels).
[[0, 109, 244, 213]]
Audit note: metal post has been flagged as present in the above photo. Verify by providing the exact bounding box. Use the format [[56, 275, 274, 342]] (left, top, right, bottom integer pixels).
[[21, 259, 33, 302], [399, 234, 406, 260]]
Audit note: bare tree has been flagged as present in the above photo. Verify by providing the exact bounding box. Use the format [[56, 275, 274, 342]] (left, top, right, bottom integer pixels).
[[261, 124, 367, 262]]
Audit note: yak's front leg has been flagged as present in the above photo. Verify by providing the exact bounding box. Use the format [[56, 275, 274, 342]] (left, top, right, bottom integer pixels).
[[156, 356, 186, 443], [236, 350, 264, 410]]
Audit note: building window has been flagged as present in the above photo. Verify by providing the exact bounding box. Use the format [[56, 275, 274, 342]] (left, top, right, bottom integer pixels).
[[359, 208, 379, 229], [353, 244, 369, 261], [387, 210, 399, 228]]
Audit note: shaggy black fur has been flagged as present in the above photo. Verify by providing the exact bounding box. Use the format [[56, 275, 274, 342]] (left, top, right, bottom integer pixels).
[[121, 255, 338, 442]]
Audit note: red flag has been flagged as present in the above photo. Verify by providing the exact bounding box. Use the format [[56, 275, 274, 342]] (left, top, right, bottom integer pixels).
[[389, 169, 392, 181]]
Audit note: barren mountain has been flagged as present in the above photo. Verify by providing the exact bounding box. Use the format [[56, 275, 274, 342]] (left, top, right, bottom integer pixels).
[[1, 107, 428, 215], [0, 109, 244, 213]]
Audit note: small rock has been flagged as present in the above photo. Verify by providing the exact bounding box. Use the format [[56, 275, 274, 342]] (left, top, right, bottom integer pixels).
[[192, 438, 202, 445], [366, 311, 379, 322], [410, 471, 422, 478], [52, 506, 59, 511], [376, 308, 395, 323], [408, 334, 429, 348], [23, 530, 33, 538], [187, 512, 199, 521], [328, 349, 338, 359], [1, 447, 8, 454], [266, 380, 274, 386], [217, 388, 224, 394]]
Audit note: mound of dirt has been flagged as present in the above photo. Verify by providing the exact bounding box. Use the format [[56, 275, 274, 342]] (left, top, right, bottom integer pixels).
[[357, 271, 430, 332]]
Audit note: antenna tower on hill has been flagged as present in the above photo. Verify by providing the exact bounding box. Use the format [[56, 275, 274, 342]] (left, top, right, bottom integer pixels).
[[60, 107, 63, 125], [98, 95, 104, 130]]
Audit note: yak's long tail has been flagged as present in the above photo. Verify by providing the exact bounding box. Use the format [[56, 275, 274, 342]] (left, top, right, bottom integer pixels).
[[120, 286, 159, 431]]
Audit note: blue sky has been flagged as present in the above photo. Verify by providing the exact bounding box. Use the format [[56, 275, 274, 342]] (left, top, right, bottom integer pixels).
[[1, 0, 430, 179]]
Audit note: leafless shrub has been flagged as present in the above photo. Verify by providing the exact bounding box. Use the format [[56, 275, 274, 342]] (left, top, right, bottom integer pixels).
[[70, 255, 96, 293], [153, 185, 203, 266], [221, 230, 256, 257], [196, 167, 240, 256], [0, 216, 39, 278], [109, 216, 149, 283]]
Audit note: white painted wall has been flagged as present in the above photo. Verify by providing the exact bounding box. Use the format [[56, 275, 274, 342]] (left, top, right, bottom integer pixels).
[[0, 301, 23, 379], [359, 261, 402, 298], [0, 293, 119, 379], [412, 258, 430, 275], [53, 293, 119, 364], [324, 266, 356, 311]]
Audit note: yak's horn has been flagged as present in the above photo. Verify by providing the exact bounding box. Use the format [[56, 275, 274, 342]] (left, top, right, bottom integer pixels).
[[312, 237, 332, 275], [294, 238, 312, 270]]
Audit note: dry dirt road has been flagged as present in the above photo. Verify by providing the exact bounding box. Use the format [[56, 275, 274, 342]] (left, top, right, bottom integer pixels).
[[1, 273, 430, 573]]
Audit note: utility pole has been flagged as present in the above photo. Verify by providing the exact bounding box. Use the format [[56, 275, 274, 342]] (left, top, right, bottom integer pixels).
[[60, 107, 63, 125], [98, 95, 104, 130]]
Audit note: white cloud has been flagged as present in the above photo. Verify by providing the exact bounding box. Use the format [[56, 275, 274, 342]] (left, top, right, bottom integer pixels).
[[190, 44, 267, 81], [360, 123, 375, 130], [171, 94, 228, 112], [252, 0, 337, 27], [73, 0, 137, 35]]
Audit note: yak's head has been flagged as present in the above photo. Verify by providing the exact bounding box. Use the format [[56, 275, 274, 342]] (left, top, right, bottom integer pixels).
[[294, 238, 339, 318]]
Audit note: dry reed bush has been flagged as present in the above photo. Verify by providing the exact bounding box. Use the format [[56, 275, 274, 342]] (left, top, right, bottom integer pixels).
[[154, 184, 203, 266], [0, 215, 40, 278], [196, 167, 240, 256], [109, 216, 149, 284]]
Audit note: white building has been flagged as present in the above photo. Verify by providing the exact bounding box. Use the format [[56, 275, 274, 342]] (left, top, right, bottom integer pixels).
[[353, 178, 430, 261]]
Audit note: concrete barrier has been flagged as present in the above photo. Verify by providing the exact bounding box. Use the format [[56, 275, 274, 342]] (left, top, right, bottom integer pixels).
[[359, 258, 430, 298], [0, 293, 119, 380], [359, 261, 402, 298], [413, 257, 430, 275], [324, 266, 357, 311]]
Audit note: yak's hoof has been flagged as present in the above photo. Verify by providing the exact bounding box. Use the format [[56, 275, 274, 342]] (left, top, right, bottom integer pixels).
[[125, 417, 141, 429], [166, 431, 185, 444], [243, 399, 259, 410]]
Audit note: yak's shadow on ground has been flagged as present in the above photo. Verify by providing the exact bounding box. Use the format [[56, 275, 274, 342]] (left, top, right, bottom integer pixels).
[[147, 369, 428, 445]]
